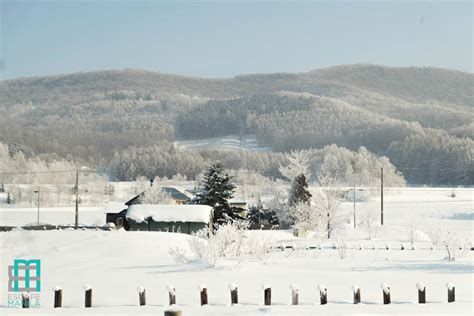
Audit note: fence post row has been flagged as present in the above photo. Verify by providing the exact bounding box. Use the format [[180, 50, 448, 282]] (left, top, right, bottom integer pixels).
[[46, 282, 458, 308]]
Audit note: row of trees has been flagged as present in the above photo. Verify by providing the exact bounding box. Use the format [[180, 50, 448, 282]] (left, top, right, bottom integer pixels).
[[108, 143, 405, 186], [193, 160, 345, 239]]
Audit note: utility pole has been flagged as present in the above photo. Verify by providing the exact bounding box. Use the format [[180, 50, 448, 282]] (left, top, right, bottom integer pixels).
[[34, 188, 40, 225], [75, 170, 79, 229], [380, 167, 384, 226], [353, 182, 356, 229]]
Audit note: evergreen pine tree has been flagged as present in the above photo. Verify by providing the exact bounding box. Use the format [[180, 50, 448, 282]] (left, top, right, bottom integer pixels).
[[247, 203, 280, 229], [288, 174, 312, 206], [194, 162, 240, 225]]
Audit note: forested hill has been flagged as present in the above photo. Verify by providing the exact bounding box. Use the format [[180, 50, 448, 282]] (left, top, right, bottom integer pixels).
[[2, 64, 472, 107], [0, 64, 473, 185]]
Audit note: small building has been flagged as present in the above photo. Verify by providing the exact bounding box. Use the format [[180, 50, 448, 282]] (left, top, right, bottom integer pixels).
[[125, 187, 191, 206], [104, 202, 129, 229], [126, 204, 213, 234]]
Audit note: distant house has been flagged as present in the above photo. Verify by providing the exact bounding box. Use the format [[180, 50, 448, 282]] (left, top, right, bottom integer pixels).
[[125, 187, 191, 206], [126, 204, 213, 234]]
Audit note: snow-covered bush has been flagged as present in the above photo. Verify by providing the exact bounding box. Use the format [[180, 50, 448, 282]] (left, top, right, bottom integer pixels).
[[290, 203, 318, 236], [406, 211, 420, 247], [442, 232, 468, 261], [334, 234, 348, 259], [172, 221, 274, 266], [360, 208, 379, 239], [426, 217, 446, 245]]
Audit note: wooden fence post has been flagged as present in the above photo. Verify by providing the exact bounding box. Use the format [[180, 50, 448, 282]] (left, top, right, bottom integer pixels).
[[446, 283, 455, 303], [137, 286, 146, 306], [164, 311, 182, 316], [352, 285, 361, 304], [54, 286, 63, 308], [167, 285, 176, 305], [416, 283, 426, 304], [381, 284, 391, 304], [198, 285, 208, 306], [21, 292, 29, 308], [84, 285, 92, 308], [229, 284, 238, 305], [318, 284, 327, 305], [262, 285, 271, 305], [290, 285, 299, 305]]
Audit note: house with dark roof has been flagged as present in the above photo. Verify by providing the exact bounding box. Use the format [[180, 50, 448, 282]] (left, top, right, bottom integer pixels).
[[125, 187, 191, 206]]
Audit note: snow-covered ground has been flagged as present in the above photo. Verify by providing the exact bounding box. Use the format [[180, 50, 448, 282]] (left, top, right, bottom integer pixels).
[[0, 230, 472, 315], [0, 187, 472, 315]]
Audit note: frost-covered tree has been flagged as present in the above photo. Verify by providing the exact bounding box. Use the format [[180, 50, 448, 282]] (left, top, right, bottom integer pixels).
[[194, 162, 240, 226], [279, 150, 311, 181], [314, 174, 344, 239], [290, 203, 318, 234], [406, 211, 420, 247], [138, 185, 173, 204], [288, 174, 312, 207], [360, 208, 379, 239]]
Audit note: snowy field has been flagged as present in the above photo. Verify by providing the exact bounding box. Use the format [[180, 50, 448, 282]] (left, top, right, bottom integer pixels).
[[174, 135, 271, 152], [0, 230, 472, 315], [0, 187, 472, 315]]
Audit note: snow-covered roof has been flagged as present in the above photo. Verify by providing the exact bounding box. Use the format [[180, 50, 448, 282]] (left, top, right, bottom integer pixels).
[[126, 204, 212, 224], [104, 202, 126, 214]]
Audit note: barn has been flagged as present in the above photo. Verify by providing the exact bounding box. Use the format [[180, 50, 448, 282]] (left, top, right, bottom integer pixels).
[[125, 204, 213, 234]]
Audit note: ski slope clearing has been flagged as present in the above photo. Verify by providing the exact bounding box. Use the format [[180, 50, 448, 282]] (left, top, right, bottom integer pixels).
[[0, 229, 472, 315], [174, 135, 271, 152]]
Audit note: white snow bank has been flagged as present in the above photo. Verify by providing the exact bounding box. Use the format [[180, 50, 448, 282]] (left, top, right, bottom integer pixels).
[[228, 284, 237, 291], [381, 284, 390, 294], [352, 285, 359, 293], [318, 284, 327, 292], [262, 284, 271, 290], [446, 283, 455, 290], [83, 284, 92, 291], [198, 285, 207, 291], [54, 286, 62, 291], [290, 284, 298, 292], [126, 204, 212, 223], [137, 286, 145, 293]]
